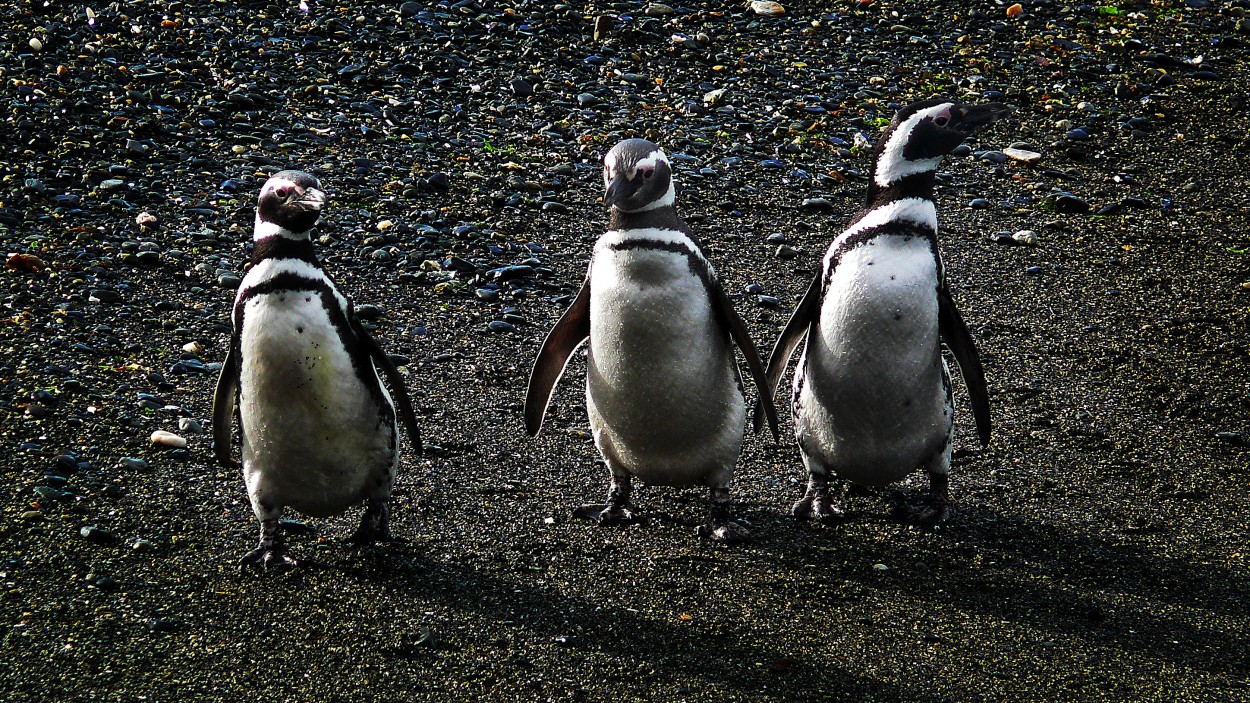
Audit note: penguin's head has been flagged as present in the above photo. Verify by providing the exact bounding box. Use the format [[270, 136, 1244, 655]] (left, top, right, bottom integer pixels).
[[873, 99, 1013, 188], [255, 170, 327, 237], [603, 139, 675, 213]]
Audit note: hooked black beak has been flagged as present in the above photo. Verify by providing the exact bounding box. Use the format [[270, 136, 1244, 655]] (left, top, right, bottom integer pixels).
[[299, 187, 327, 211], [603, 172, 639, 209], [955, 103, 1014, 132]]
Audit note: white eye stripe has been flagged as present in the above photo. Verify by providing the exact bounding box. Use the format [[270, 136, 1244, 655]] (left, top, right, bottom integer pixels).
[[874, 103, 956, 188]]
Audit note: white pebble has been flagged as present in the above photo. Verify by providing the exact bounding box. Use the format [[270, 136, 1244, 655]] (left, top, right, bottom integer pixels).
[[29, 38, 43, 51], [150, 430, 187, 448], [182, 341, 203, 354], [1012, 230, 1039, 246], [751, 1, 786, 15]]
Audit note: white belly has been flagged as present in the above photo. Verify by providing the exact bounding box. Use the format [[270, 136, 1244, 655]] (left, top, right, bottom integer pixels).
[[585, 248, 745, 487], [238, 294, 395, 518], [796, 236, 950, 485]]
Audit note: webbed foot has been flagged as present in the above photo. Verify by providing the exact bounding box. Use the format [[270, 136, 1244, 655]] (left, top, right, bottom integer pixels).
[[573, 503, 638, 525], [575, 472, 635, 526], [695, 519, 751, 544], [792, 485, 845, 523], [240, 517, 298, 569], [239, 545, 299, 569], [895, 472, 949, 526], [696, 486, 751, 543], [351, 499, 392, 546]]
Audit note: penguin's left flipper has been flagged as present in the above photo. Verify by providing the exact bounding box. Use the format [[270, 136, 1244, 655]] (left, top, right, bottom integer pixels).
[[524, 278, 592, 437], [754, 271, 822, 433], [354, 318, 424, 454], [938, 285, 991, 447], [211, 346, 241, 470], [709, 282, 779, 441]]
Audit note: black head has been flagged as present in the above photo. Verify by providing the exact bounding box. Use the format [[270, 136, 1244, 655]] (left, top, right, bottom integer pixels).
[[255, 170, 327, 237], [603, 138, 675, 213], [873, 99, 1013, 188]]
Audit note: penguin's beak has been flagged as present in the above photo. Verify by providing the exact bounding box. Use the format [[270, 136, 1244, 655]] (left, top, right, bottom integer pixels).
[[955, 103, 1014, 133], [299, 187, 327, 212], [603, 172, 639, 209]]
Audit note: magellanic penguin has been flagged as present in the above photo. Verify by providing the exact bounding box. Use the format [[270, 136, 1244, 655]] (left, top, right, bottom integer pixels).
[[524, 139, 780, 543], [212, 170, 422, 568], [761, 99, 1009, 524]]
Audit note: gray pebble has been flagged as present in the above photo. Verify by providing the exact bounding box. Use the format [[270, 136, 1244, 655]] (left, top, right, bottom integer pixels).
[[488, 320, 516, 334], [968, 198, 992, 210], [178, 418, 203, 434], [775, 245, 798, 259], [80, 525, 115, 545]]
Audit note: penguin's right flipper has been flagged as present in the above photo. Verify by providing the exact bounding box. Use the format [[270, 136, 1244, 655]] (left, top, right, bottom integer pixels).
[[754, 271, 822, 429], [211, 347, 241, 470], [938, 286, 991, 447], [355, 319, 424, 454], [524, 277, 591, 437]]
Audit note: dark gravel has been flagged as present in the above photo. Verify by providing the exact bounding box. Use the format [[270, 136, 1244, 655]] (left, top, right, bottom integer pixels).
[[3, 0, 1249, 701]]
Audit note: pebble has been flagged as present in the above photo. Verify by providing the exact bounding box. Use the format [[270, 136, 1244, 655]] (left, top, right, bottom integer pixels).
[[151, 430, 188, 448], [750, 1, 786, 15], [644, 3, 675, 16], [488, 321, 516, 334], [217, 274, 242, 289], [756, 295, 781, 308], [179, 418, 203, 434], [29, 38, 43, 51], [1012, 230, 1039, 246], [80, 525, 115, 545], [120, 457, 148, 470], [510, 79, 534, 98], [1050, 193, 1091, 214], [800, 197, 834, 212], [1003, 147, 1042, 165], [968, 198, 992, 210], [775, 245, 798, 259], [132, 539, 155, 553]]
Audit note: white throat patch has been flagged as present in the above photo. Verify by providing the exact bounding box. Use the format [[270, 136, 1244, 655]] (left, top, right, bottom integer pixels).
[[253, 217, 309, 241], [873, 103, 954, 188]]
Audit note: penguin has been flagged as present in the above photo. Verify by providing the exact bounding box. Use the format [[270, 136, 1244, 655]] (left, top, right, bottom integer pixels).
[[524, 139, 780, 543], [212, 170, 422, 567], [760, 99, 1009, 524]]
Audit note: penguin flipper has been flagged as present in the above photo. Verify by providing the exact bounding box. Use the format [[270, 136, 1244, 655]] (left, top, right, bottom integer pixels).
[[524, 278, 591, 437], [355, 319, 424, 455], [211, 346, 241, 470], [710, 281, 779, 441], [755, 271, 822, 428], [938, 285, 991, 447]]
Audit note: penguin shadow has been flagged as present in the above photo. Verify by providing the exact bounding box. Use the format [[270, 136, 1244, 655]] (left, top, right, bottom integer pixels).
[[333, 542, 963, 702], [749, 499, 1248, 677]]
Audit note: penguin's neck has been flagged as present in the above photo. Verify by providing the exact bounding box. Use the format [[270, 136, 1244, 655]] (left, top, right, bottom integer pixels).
[[609, 204, 686, 233], [865, 167, 938, 210], [250, 234, 319, 267]]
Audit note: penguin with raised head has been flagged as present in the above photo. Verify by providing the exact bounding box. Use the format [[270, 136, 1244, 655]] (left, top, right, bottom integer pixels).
[[524, 139, 779, 543], [212, 170, 422, 567], [761, 99, 1008, 524]]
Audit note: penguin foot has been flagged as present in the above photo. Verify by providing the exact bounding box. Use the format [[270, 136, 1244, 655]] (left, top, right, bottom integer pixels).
[[351, 500, 392, 546], [573, 503, 638, 525], [695, 519, 751, 544], [240, 517, 298, 569], [792, 489, 845, 523], [896, 499, 949, 526], [239, 546, 298, 570]]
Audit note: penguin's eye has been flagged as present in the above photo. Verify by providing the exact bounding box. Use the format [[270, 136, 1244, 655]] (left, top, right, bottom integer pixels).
[[273, 185, 293, 200], [640, 168, 655, 180], [934, 115, 950, 127]]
